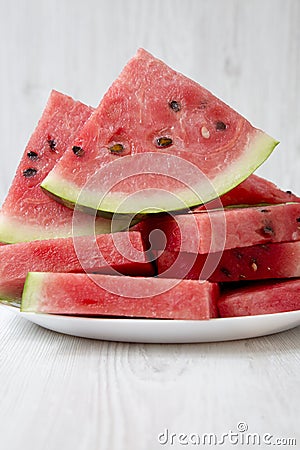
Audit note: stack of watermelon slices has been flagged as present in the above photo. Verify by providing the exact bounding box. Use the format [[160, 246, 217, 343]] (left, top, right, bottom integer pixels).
[[1, 48, 300, 320]]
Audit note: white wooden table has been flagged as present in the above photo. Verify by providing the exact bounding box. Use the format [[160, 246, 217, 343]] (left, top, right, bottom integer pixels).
[[0, 1, 299, 449]]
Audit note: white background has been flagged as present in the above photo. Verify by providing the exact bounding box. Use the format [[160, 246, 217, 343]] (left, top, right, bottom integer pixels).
[[0, 0, 300, 202], [0, 1, 299, 450]]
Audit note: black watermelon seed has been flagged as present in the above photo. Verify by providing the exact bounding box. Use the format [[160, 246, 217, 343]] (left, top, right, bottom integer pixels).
[[296, 217, 300, 223], [220, 267, 231, 278], [261, 225, 274, 236], [23, 168, 37, 178], [169, 100, 181, 112], [27, 151, 38, 160], [286, 190, 293, 195], [72, 146, 85, 156], [260, 209, 271, 213], [47, 139, 56, 150], [109, 143, 125, 154], [215, 121, 227, 131], [156, 137, 173, 148]]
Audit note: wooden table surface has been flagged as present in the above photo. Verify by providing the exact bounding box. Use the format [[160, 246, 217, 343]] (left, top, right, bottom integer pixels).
[[0, 1, 299, 449]]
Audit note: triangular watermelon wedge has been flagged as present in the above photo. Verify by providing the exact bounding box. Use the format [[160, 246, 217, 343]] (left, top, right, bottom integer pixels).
[[0, 91, 131, 243], [41, 49, 279, 216]]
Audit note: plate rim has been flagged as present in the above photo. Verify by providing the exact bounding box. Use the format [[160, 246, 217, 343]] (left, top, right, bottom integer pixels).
[[1, 301, 300, 324], [2, 302, 300, 343]]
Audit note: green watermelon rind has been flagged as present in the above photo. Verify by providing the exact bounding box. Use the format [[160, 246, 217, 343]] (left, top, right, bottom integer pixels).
[[0, 213, 135, 244], [21, 272, 43, 312], [0, 299, 21, 307], [0, 295, 20, 304], [41, 130, 279, 216]]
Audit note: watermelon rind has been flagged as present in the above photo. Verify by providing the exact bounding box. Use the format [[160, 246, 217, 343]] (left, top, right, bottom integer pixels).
[[0, 213, 133, 244], [21, 272, 43, 312], [41, 130, 279, 216]]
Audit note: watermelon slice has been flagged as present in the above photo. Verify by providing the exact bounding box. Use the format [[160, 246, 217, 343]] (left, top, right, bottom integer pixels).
[[143, 203, 300, 254], [157, 241, 300, 282], [21, 272, 219, 320], [41, 49, 278, 216], [194, 174, 300, 210], [218, 279, 300, 317], [0, 231, 153, 303], [0, 90, 129, 244]]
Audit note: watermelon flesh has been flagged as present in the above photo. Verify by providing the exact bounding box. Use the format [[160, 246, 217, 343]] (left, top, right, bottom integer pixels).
[[195, 174, 300, 210], [142, 203, 300, 255], [157, 241, 300, 282], [41, 49, 278, 216], [0, 90, 129, 243], [218, 279, 300, 317], [0, 231, 153, 302], [21, 272, 219, 320]]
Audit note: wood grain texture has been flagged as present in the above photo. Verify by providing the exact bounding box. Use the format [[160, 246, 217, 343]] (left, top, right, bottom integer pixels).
[[0, 308, 299, 450], [0, 1, 299, 449]]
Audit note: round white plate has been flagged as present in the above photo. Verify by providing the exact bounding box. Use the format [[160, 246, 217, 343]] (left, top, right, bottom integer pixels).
[[1, 303, 300, 343]]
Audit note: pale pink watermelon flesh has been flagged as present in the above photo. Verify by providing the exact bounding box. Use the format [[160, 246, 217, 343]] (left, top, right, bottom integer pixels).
[[141, 203, 300, 254], [218, 279, 300, 317], [194, 174, 300, 210], [157, 241, 300, 282], [21, 272, 219, 320], [0, 91, 129, 243], [41, 49, 278, 215], [0, 231, 153, 302]]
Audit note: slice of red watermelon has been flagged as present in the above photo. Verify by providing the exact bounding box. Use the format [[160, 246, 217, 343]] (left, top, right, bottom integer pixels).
[[0, 91, 129, 243], [218, 279, 300, 317], [157, 241, 300, 282], [21, 272, 219, 320], [194, 174, 300, 210], [41, 49, 278, 216], [143, 203, 300, 254], [0, 231, 153, 303]]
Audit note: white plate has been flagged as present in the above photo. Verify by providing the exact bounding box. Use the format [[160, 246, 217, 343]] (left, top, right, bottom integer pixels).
[[1, 303, 300, 343]]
